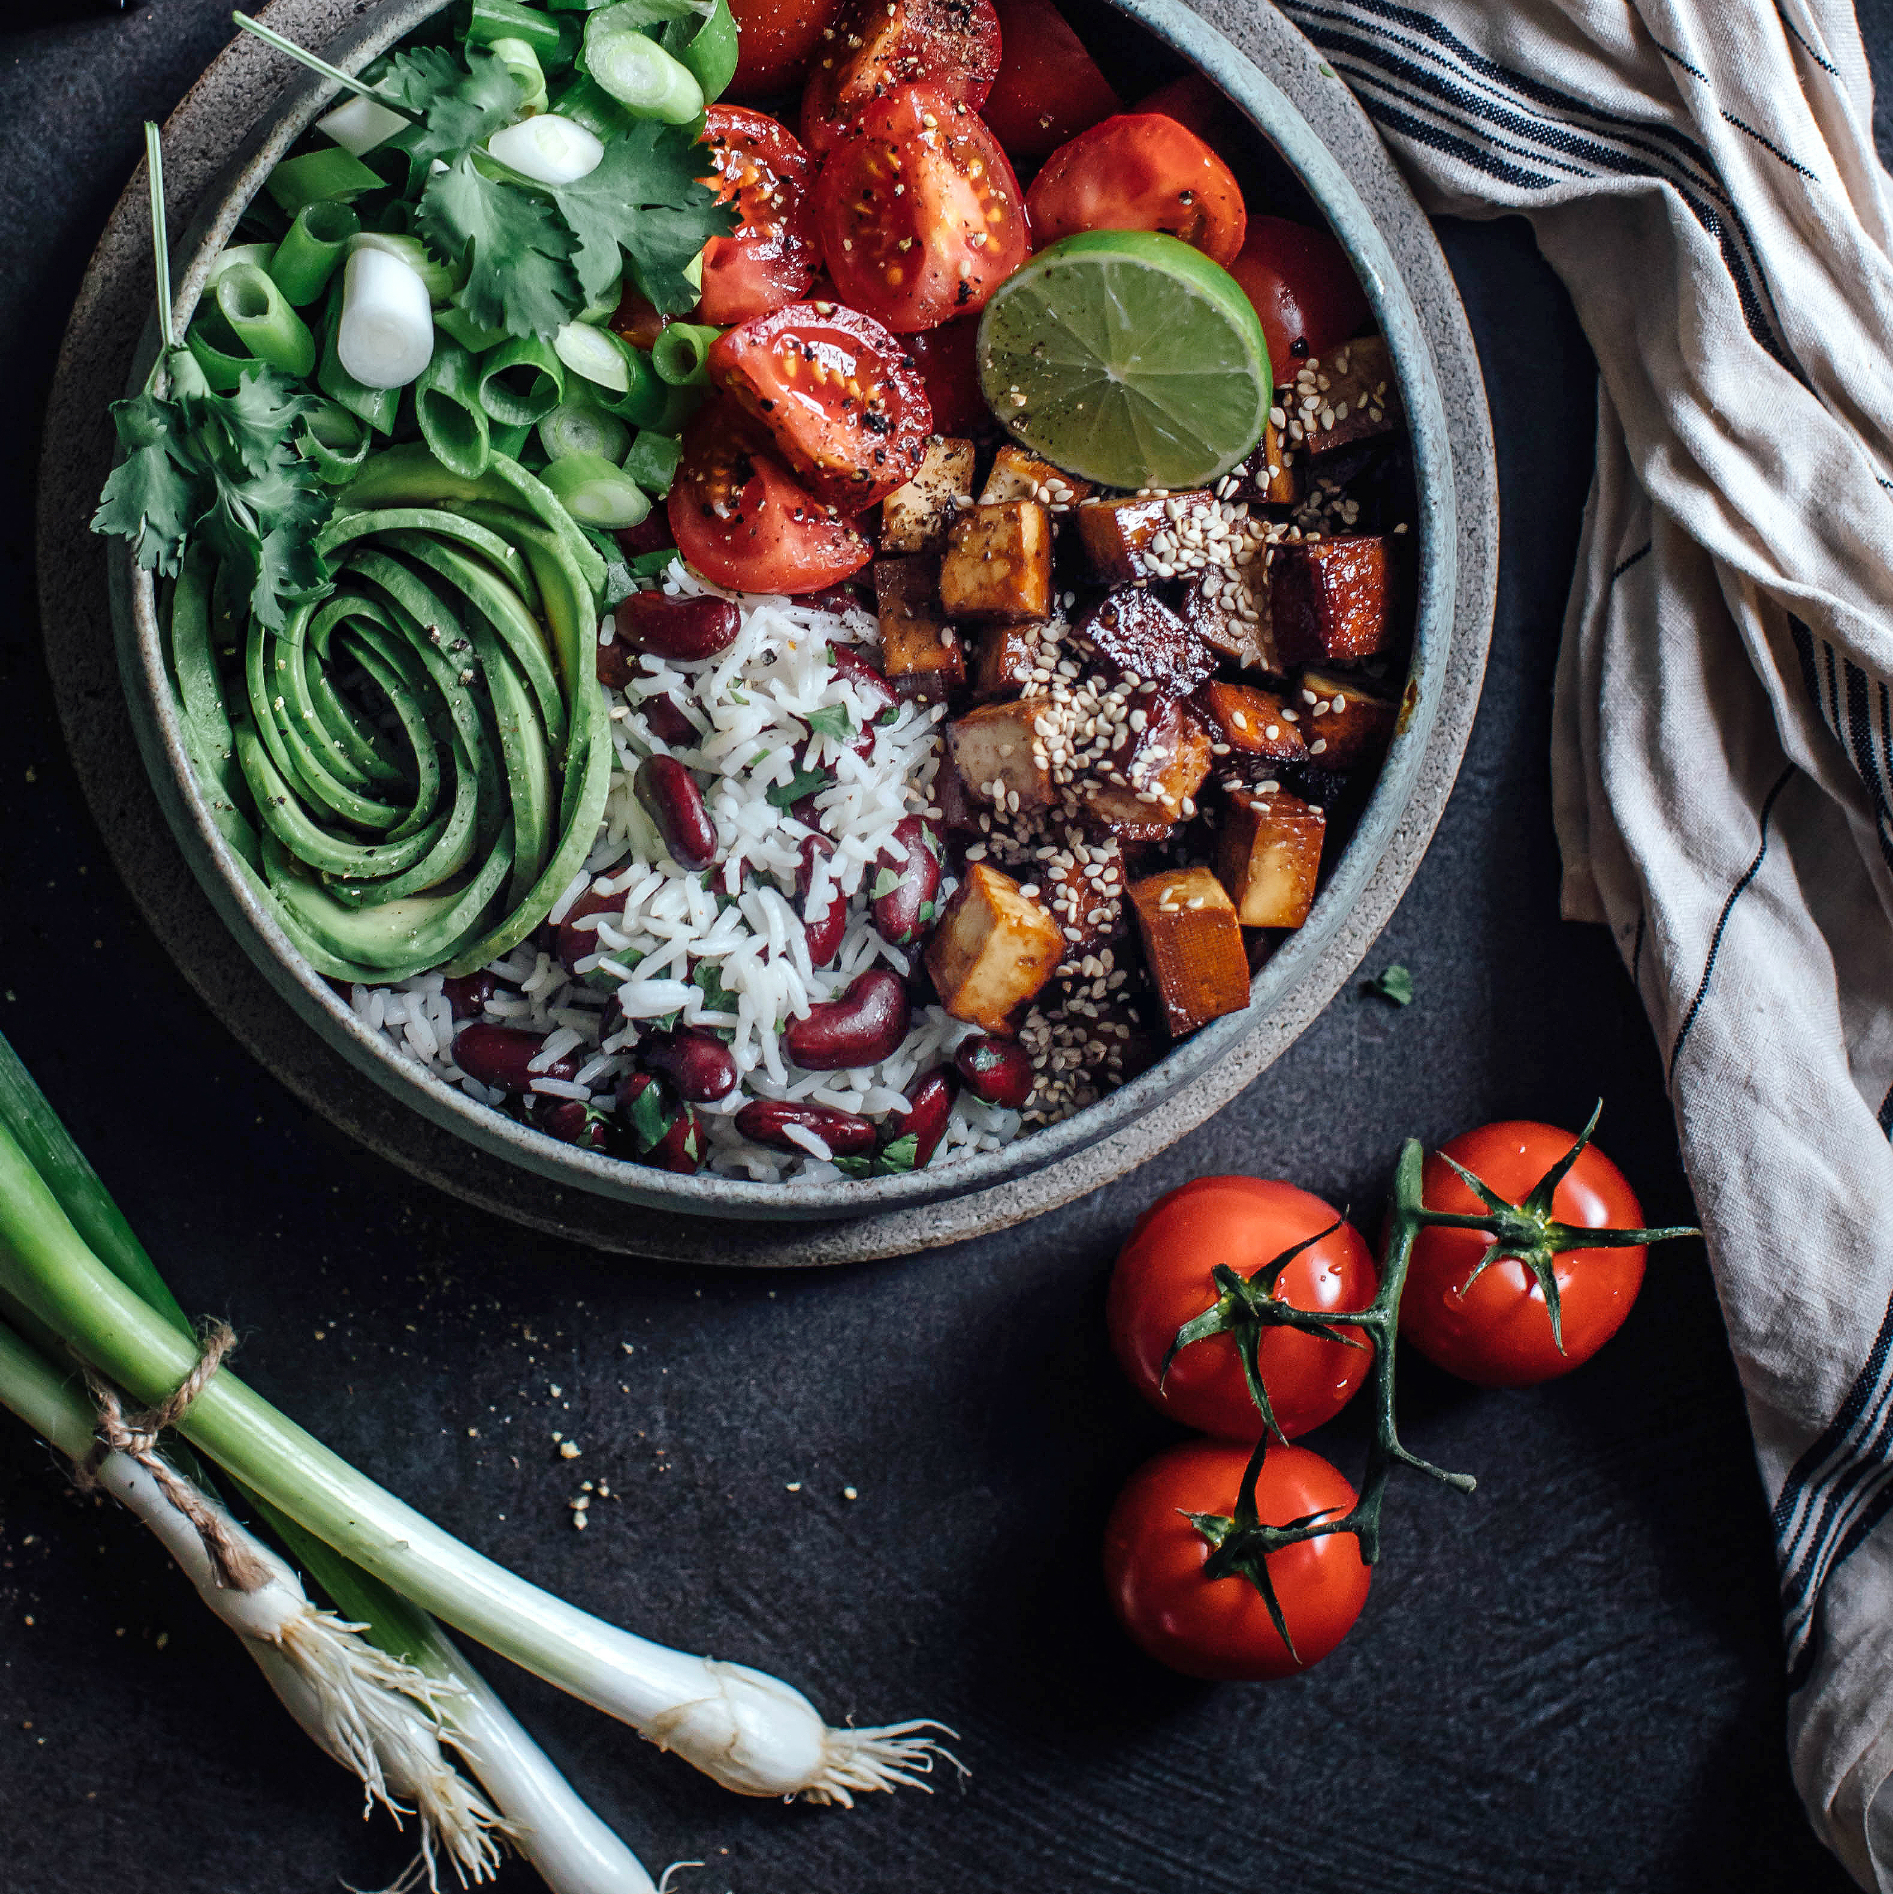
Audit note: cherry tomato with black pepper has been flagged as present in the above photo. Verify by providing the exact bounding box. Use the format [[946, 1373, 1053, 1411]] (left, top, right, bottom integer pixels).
[[981, 0, 1122, 159], [1226, 215, 1373, 378], [1108, 1176, 1377, 1440], [799, 0, 1002, 154], [697, 108, 822, 326], [1103, 1438, 1370, 1680], [727, 0, 845, 96], [904, 315, 986, 433], [1398, 1120, 1654, 1387]]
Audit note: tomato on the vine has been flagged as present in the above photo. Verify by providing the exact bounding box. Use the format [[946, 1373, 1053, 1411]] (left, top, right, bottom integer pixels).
[[1025, 113, 1247, 268], [1108, 1177, 1377, 1440], [1399, 1121, 1652, 1388], [812, 87, 1030, 332], [981, 0, 1121, 159], [697, 108, 822, 326], [799, 0, 1002, 154], [1103, 1439, 1369, 1680], [667, 400, 873, 594], [1227, 215, 1372, 378]]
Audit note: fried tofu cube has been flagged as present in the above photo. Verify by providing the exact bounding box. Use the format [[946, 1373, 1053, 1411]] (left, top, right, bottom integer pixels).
[[1291, 335, 1402, 458], [1180, 572, 1278, 673], [1257, 414, 1303, 503], [971, 619, 1055, 701], [925, 862, 1064, 1034], [873, 556, 964, 703], [1214, 788, 1326, 928], [1040, 836, 1129, 955], [879, 436, 976, 552], [1197, 680, 1307, 763], [947, 699, 1054, 815], [1297, 667, 1398, 767], [978, 443, 1093, 509], [1126, 866, 1252, 1037], [1078, 696, 1212, 826], [1271, 535, 1392, 664], [1074, 586, 1215, 694], [1075, 490, 1219, 582], [930, 753, 984, 834], [940, 501, 1054, 622]]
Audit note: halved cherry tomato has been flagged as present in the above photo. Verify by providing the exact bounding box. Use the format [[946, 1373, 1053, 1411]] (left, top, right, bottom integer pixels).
[[728, 0, 844, 96], [707, 300, 932, 509], [1108, 1177, 1377, 1441], [697, 107, 821, 326], [667, 400, 873, 594], [812, 87, 1030, 333], [1103, 1439, 1369, 1680], [982, 0, 1121, 159], [799, 0, 1002, 154], [1026, 113, 1246, 268], [1399, 1121, 1652, 1388], [905, 314, 986, 433], [1227, 215, 1372, 378], [611, 283, 669, 352]]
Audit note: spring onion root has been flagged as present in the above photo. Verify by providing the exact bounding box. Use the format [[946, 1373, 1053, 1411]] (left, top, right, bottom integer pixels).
[[487, 113, 604, 185], [338, 246, 436, 389]]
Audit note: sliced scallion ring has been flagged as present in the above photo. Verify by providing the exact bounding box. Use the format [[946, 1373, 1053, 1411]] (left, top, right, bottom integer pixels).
[[538, 397, 631, 465], [539, 451, 651, 529]]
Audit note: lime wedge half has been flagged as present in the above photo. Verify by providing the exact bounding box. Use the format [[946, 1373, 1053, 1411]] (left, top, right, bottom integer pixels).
[[976, 229, 1273, 491]]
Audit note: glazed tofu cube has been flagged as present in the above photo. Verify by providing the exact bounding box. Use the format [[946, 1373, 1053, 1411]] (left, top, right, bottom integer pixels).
[[1197, 680, 1307, 763], [1214, 788, 1326, 927], [971, 619, 1056, 701], [1126, 866, 1252, 1036], [1180, 571, 1278, 673], [1271, 535, 1392, 664], [979, 443, 1093, 510], [1289, 335, 1401, 458], [1040, 837, 1128, 955], [873, 556, 964, 703], [1075, 490, 1219, 582], [940, 501, 1054, 622], [1078, 696, 1212, 826], [1224, 417, 1302, 508], [1297, 667, 1398, 767], [925, 862, 1065, 1034], [879, 437, 976, 552], [947, 699, 1054, 815], [930, 753, 984, 834], [1074, 586, 1215, 694]]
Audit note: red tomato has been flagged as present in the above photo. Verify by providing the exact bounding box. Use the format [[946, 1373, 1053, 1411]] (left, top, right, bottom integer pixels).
[[611, 283, 669, 352], [697, 108, 821, 326], [799, 0, 1002, 154], [1134, 72, 1228, 146], [707, 301, 932, 510], [727, 0, 844, 95], [1103, 1439, 1369, 1681], [1227, 216, 1372, 381], [667, 401, 873, 594], [1399, 1121, 1650, 1388], [1109, 1177, 1377, 1441], [1026, 113, 1246, 268], [812, 88, 1030, 333], [905, 314, 986, 433], [981, 0, 1121, 159]]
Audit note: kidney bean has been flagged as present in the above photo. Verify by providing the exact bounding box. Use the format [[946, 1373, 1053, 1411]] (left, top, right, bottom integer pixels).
[[617, 592, 741, 662], [615, 512, 675, 559], [829, 643, 899, 720], [802, 580, 872, 616], [871, 815, 943, 950], [614, 1072, 705, 1174], [635, 755, 719, 871], [734, 1100, 877, 1158], [640, 691, 699, 747], [784, 969, 911, 1070], [453, 1024, 579, 1095], [796, 836, 848, 968], [888, 1065, 958, 1168], [442, 970, 499, 1020], [641, 1026, 739, 1103], [955, 1034, 1035, 1109], [528, 1095, 610, 1152], [595, 631, 637, 691], [556, 883, 625, 975]]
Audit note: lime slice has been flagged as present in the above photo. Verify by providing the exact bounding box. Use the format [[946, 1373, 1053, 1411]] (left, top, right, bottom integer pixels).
[[976, 229, 1273, 491]]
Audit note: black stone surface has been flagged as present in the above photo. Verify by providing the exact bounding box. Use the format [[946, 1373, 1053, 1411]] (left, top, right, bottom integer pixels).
[[0, 5, 1866, 1890]]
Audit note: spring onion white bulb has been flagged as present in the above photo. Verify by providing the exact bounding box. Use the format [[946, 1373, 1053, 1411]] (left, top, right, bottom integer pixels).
[[487, 114, 604, 186], [317, 93, 412, 157], [349, 231, 460, 306], [337, 247, 435, 390]]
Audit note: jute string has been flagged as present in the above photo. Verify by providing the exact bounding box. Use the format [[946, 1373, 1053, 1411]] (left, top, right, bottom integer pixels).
[[75, 1321, 271, 1591]]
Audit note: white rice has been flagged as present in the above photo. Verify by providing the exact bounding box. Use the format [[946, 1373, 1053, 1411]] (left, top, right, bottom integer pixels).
[[351, 560, 1017, 1181]]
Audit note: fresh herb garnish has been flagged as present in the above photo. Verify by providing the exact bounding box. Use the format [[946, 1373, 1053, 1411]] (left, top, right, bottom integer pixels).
[[1363, 964, 1414, 1007], [692, 959, 738, 1015], [833, 1132, 922, 1178], [766, 767, 831, 810], [419, 156, 583, 340], [625, 1075, 676, 1150], [806, 702, 855, 742], [870, 866, 904, 901]]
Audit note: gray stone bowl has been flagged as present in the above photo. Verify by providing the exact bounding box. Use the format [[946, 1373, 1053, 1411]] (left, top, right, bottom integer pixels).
[[42, 0, 1496, 1259]]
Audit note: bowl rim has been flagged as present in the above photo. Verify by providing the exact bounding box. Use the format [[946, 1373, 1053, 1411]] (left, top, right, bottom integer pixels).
[[108, 0, 1462, 1223]]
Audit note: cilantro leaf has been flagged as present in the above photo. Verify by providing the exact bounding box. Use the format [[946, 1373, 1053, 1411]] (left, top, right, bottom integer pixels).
[[418, 154, 581, 338], [692, 959, 739, 1016], [878, 1132, 920, 1174], [806, 702, 855, 742], [831, 1155, 876, 1178], [371, 44, 463, 114], [624, 1074, 676, 1151], [387, 45, 524, 178], [551, 123, 734, 310], [582, 526, 638, 607], [766, 766, 831, 810], [870, 866, 903, 901], [92, 390, 195, 576], [1363, 963, 1414, 1007]]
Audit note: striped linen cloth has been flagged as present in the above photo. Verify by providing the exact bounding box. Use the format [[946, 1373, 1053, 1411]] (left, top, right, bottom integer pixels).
[[1270, 0, 1893, 1880]]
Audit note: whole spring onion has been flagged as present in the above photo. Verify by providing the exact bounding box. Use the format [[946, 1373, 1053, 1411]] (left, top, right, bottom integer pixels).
[[540, 397, 631, 465], [214, 262, 318, 377], [337, 245, 435, 389], [486, 112, 604, 185], [350, 230, 460, 306], [491, 35, 551, 115], [417, 340, 494, 481], [317, 91, 413, 157], [0, 1096, 954, 1807], [582, 10, 704, 124], [649, 321, 719, 388], [270, 199, 361, 306], [481, 335, 569, 426], [552, 320, 634, 394], [540, 451, 650, 529]]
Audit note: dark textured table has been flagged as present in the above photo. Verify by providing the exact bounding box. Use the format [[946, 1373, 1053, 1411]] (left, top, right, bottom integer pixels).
[[0, 4, 1869, 1890]]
